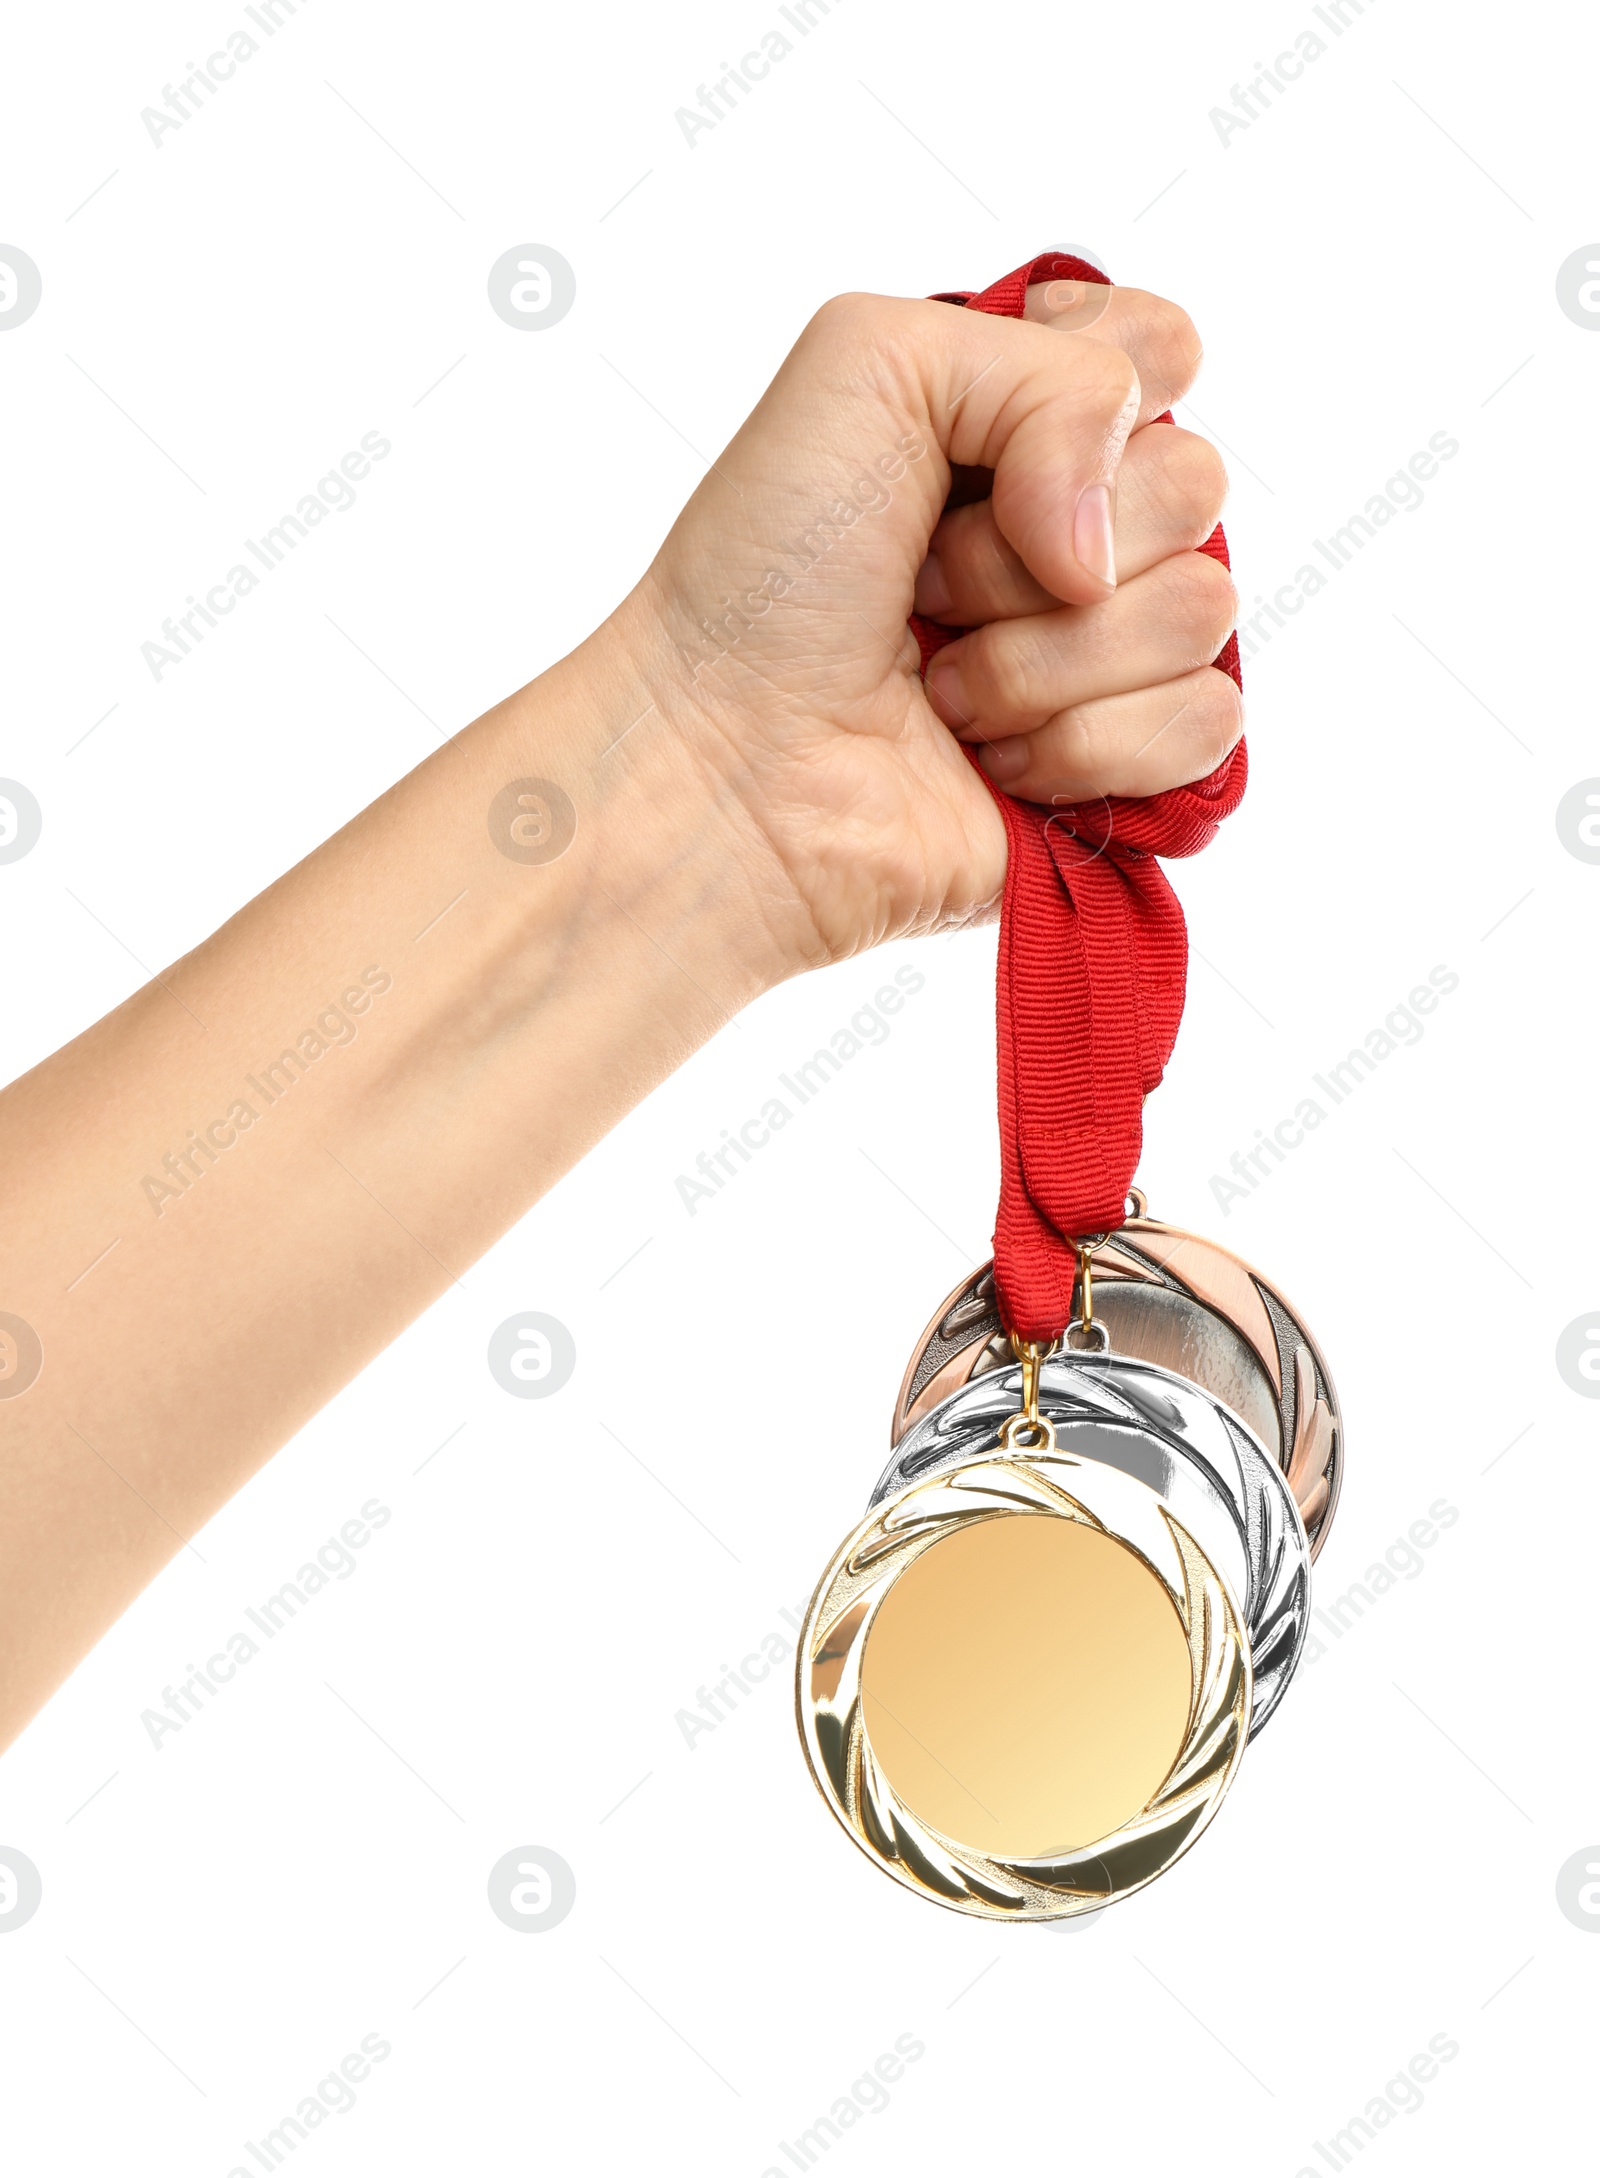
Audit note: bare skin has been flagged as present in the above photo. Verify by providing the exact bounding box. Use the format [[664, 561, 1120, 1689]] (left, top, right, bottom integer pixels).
[[0, 279, 1235, 1750]]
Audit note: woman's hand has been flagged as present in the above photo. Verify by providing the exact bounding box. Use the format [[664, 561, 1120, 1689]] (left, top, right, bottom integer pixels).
[[608, 280, 1238, 971], [0, 268, 1233, 1746]]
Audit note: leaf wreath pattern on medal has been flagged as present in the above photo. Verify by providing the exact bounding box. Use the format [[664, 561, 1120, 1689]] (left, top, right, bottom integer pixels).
[[798, 1458, 1252, 1921], [1207, 1401, 1308, 1720], [891, 1229, 1344, 1560], [804, 1491, 1036, 1913], [1286, 1347, 1334, 1533]]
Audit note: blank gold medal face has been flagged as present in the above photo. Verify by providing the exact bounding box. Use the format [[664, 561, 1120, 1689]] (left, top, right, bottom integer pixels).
[[859, 1515, 1192, 1857], [798, 1452, 1251, 1920]]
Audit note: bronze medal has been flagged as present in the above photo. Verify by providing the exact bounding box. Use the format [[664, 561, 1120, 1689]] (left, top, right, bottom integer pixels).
[[890, 1193, 1342, 1556], [795, 251, 1338, 1923], [796, 1196, 1338, 1920]]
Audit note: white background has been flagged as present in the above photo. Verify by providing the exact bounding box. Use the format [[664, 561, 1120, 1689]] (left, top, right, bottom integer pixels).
[[1, 1, 1596, 2172]]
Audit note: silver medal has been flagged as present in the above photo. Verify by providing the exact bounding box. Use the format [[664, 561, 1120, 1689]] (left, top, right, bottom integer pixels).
[[873, 1344, 1311, 1735]]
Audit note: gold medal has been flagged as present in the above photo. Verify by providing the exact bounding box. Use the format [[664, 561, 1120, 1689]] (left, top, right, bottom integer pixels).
[[796, 1200, 1333, 1920], [797, 248, 1332, 1921]]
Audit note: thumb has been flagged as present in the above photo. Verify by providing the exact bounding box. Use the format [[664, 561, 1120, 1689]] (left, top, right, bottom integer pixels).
[[888, 297, 1143, 604]]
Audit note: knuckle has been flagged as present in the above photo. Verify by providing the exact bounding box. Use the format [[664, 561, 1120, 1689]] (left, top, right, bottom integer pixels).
[[1032, 706, 1100, 796], [956, 511, 1026, 608], [804, 290, 893, 352], [1155, 428, 1229, 541], [936, 505, 985, 597], [1137, 293, 1204, 402], [1165, 551, 1239, 650], [1054, 706, 1100, 780], [1091, 342, 1142, 418], [1191, 668, 1245, 766], [968, 621, 1053, 722]]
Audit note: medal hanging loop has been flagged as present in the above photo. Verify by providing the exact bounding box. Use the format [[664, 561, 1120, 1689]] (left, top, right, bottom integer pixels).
[[998, 1331, 1059, 1453], [1076, 1238, 1100, 1328], [1065, 1236, 1112, 1354]]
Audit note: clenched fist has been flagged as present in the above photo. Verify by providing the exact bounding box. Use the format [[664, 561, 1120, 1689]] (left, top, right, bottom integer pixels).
[[0, 260, 1239, 1746], [604, 276, 1238, 971]]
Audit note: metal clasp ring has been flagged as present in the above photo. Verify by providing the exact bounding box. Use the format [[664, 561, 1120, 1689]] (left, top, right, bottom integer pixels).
[[1001, 1332, 1060, 1453], [1063, 1316, 1111, 1353], [1075, 1236, 1105, 1330]]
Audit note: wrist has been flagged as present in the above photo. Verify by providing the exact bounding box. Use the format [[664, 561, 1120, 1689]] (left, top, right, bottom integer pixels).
[[473, 599, 822, 1022], [560, 586, 831, 993]]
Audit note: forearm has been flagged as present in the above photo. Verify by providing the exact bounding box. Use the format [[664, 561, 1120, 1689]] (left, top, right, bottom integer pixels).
[[0, 602, 788, 1745], [0, 274, 1225, 1750]]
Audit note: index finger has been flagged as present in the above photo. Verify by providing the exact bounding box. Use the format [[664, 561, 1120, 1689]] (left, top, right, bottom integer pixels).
[[1024, 279, 1203, 422]]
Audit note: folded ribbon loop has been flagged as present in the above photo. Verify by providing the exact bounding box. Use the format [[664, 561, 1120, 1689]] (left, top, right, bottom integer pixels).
[[911, 253, 1247, 1342]]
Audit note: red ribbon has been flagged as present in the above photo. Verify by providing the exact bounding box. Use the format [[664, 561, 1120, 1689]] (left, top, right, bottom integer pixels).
[[910, 253, 1247, 1343]]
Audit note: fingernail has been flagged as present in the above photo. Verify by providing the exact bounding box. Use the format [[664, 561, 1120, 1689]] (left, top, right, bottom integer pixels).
[[1074, 481, 1116, 589], [978, 736, 1029, 783], [925, 655, 971, 726], [914, 551, 953, 620]]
